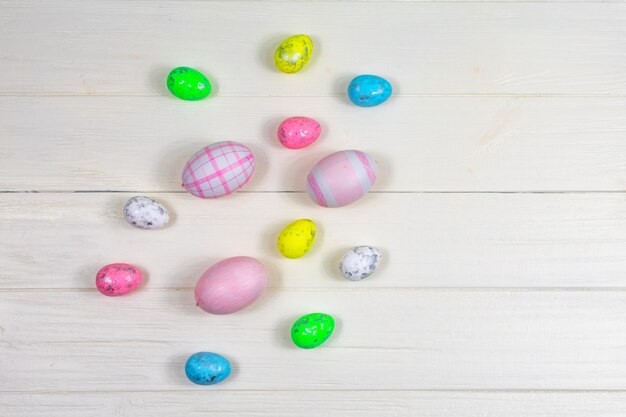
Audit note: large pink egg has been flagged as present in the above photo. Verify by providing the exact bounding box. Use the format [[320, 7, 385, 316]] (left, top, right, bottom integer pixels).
[[277, 116, 321, 149], [182, 141, 255, 199], [306, 150, 378, 208], [96, 263, 143, 296], [194, 256, 268, 314]]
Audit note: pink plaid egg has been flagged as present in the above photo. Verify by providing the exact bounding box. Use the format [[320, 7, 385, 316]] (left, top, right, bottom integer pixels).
[[306, 150, 378, 208], [182, 141, 255, 199]]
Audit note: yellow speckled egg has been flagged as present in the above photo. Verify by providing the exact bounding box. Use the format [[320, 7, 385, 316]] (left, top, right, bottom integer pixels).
[[277, 219, 316, 259], [274, 34, 313, 74]]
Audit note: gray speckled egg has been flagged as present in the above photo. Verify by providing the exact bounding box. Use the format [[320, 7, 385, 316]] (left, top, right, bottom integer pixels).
[[339, 246, 382, 281], [123, 196, 169, 229]]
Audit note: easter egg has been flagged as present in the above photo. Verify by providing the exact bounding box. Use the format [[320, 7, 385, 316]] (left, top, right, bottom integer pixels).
[[277, 117, 321, 149], [123, 196, 170, 229], [306, 150, 378, 208], [185, 352, 231, 385], [195, 256, 267, 314], [277, 219, 316, 259], [274, 34, 313, 74], [339, 246, 383, 281], [291, 313, 335, 349], [182, 141, 255, 199], [96, 263, 142, 296], [167, 67, 212, 101], [347, 75, 392, 107]]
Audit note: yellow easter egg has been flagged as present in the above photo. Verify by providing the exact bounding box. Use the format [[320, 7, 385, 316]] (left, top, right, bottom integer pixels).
[[274, 34, 313, 74], [277, 219, 316, 259]]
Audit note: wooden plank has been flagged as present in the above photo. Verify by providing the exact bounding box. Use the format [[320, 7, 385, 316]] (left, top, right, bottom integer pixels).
[[2, 192, 626, 289], [3, 391, 626, 417], [2, 290, 626, 391], [3, 96, 626, 192], [1, 2, 626, 96]]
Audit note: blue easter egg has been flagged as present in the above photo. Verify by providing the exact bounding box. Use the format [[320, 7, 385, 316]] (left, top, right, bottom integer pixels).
[[347, 75, 392, 107], [185, 352, 232, 385]]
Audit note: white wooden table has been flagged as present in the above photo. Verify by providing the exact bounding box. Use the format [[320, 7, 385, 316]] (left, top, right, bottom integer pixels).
[[2, 1, 626, 415]]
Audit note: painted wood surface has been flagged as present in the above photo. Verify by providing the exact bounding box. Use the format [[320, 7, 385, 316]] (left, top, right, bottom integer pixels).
[[2, 0, 626, 415], [3, 290, 626, 391], [4, 392, 626, 417], [2, 193, 626, 289], [1, 2, 626, 96], [2, 96, 626, 192]]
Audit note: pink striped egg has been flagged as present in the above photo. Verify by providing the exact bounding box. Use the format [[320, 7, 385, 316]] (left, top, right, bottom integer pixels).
[[194, 256, 268, 315], [182, 141, 255, 199], [306, 150, 378, 208]]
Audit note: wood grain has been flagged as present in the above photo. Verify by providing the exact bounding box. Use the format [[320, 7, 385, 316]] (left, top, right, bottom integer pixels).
[[3, 289, 626, 391], [3, 0, 626, 415], [4, 391, 626, 417], [2, 96, 626, 192], [1, 2, 626, 96], [2, 192, 626, 289]]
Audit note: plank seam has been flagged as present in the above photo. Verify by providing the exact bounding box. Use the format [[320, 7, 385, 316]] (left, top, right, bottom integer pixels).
[[2, 93, 626, 98], [4, 389, 626, 395], [2, 190, 626, 194], [4, 287, 626, 292]]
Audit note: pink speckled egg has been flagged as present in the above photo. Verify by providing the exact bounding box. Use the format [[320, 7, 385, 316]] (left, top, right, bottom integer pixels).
[[194, 256, 268, 315], [306, 150, 378, 208], [182, 141, 255, 199], [277, 117, 321, 149], [96, 263, 143, 296]]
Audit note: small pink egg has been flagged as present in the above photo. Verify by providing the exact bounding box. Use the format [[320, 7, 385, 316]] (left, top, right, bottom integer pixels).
[[195, 256, 267, 315], [96, 263, 143, 296], [277, 116, 321, 149]]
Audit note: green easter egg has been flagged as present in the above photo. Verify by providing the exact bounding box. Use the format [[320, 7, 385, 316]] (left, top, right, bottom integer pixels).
[[167, 67, 212, 101], [291, 312, 335, 349]]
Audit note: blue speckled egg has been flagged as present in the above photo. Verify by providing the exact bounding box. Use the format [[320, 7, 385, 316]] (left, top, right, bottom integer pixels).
[[347, 75, 392, 107], [185, 352, 231, 385]]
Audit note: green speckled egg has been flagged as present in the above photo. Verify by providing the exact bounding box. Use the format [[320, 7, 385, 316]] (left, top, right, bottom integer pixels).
[[167, 67, 212, 101], [291, 312, 335, 349]]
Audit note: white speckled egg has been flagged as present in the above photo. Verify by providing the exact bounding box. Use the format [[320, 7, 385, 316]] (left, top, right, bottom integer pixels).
[[339, 246, 382, 281], [123, 196, 170, 229]]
